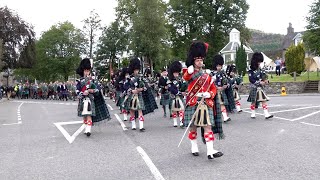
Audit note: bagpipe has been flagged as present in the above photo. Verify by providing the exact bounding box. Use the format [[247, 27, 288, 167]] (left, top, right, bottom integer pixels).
[[129, 74, 145, 111], [170, 77, 185, 112], [80, 77, 93, 115], [256, 67, 270, 102], [217, 71, 229, 105]]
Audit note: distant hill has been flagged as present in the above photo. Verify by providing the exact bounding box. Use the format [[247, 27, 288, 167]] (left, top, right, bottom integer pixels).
[[247, 29, 285, 59]]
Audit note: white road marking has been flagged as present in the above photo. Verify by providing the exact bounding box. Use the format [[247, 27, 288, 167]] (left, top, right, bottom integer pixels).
[[242, 110, 292, 121], [2, 122, 22, 126], [10, 100, 77, 106], [291, 110, 320, 121], [107, 104, 114, 110], [300, 122, 320, 127], [53, 121, 85, 144], [136, 146, 165, 180], [114, 114, 128, 131], [242, 104, 283, 110], [270, 105, 320, 114]]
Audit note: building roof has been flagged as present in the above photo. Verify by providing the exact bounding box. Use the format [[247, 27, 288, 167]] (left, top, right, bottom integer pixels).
[[282, 31, 304, 50], [220, 41, 253, 54]]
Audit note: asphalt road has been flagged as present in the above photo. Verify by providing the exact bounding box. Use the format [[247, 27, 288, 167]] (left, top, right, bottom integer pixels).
[[0, 94, 320, 180]]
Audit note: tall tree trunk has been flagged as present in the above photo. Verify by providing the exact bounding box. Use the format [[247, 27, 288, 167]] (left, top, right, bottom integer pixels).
[[89, 27, 93, 58]]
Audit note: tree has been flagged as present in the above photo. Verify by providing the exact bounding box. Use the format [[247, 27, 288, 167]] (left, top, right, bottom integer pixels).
[[168, 0, 250, 68], [0, 38, 4, 69], [34, 22, 86, 82], [285, 43, 305, 75], [235, 43, 247, 76], [96, 20, 128, 78], [0, 6, 35, 69], [83, 9, 102, 58], [303, 0, 320, 55], [115, 0, 169, 73]]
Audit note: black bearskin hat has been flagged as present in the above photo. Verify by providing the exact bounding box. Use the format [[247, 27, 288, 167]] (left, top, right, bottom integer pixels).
[[226, 64, 237, 76], [212, 54, 224, 70], [168, 61, 182, 80], [144, 68, 152, 76], [76, 58, 92, 77], [250, 52, 264, 70], [128, 57, 141, 74], [186, 41, 209, 67], [119, 67, 129, 80]]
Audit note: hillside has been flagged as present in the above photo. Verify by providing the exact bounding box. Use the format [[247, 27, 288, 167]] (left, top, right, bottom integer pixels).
[[248, 29, 285, 58]]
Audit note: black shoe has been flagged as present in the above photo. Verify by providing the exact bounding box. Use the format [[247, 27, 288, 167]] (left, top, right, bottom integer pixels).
[[227, 118, 231, 121], [86, 132, 91, 137], [238, 110, 243, 113], [192, 152, 199, 156], [140, 128, 145, 132], [207, 155, 214, 159], [132, 128, 136, 130], [213, 152, 224, 158], [265, 115, 274, 119], [174, 125, 177, 127]]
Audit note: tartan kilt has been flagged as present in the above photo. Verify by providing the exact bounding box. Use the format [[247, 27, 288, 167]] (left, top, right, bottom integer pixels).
[[218, 90, 229, 105], [247, 87, 257, 103], [160, 92, 170, 105], [142, 88, 158, 115], [183, 103, 214, 127], [77, 95, 96, 117], [92, 92, 111, 123], [115, 91, 121, 104], [123, 93, 145, 111], [116, 94, 124, 107], [225, 87, 236, 111], [169, 95, 185, 113]]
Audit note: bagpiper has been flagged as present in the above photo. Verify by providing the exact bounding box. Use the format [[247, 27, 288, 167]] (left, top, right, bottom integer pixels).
[[182, 41, 224, 160], [226, 64, 243, 113], [167, 61, 187, 127], [116, 68, 130, 121], [123, 58, 148, 131], [76, 58, 111, 137], [212, 55, 231, 122], [158, 68, 171, 117], [247, 52, 273, 119]]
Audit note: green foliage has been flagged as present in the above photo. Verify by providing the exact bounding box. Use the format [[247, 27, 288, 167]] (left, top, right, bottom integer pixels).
[[304, 0, 320, 55], [34, 21, 86, 82], [96, 21, 128, 70], [168, 0, 250, 68], [235, 43, 247, 76], [121, 58, 129, 67], [285, 43, 305, 75], [0, 6, 35, 69]]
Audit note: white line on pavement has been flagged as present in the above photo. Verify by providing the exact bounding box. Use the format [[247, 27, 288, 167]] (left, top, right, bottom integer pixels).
[[2, 122, 22, 126], [107, 104, 114, 110], [242, 104, 283, 110], [242, 110, 292, 121], [291, 110, 320, 121], [54, 121, 85, 144], [270, 105, 320, 114], [300, 122, 320, 127], [114, 114, 128, 131], [136, 146, 165, 180]]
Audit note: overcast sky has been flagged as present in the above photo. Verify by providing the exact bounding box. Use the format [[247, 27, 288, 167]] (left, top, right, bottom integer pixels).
[[0, 0, 316, 37]]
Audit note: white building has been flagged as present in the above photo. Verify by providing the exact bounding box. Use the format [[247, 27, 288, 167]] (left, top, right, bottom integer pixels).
[[219, 28, 253, 64]]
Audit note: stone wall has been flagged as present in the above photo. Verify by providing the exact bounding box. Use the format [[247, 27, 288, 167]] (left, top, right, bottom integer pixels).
[[238, 82, 307, 94]]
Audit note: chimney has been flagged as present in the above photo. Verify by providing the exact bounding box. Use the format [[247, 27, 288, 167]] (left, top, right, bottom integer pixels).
[[287, 23, 294, 35]]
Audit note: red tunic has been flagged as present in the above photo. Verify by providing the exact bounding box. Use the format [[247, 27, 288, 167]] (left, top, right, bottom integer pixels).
[[183, 69, 216, 108]]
